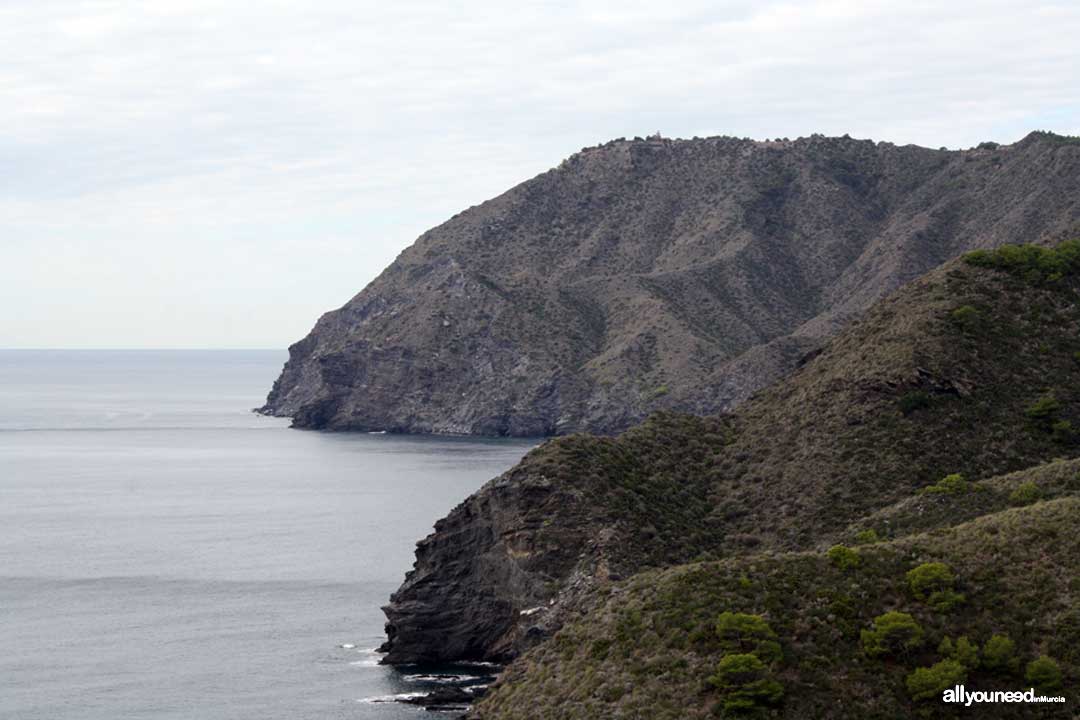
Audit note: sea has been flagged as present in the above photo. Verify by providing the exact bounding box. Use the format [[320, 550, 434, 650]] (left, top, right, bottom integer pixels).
[[0, 350, 536, 720]]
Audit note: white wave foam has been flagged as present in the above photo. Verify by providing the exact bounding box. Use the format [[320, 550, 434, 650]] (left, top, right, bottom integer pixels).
[[357, 692, 426, 704], [402, 673, 478, 684], [347, 646, 384, 667]]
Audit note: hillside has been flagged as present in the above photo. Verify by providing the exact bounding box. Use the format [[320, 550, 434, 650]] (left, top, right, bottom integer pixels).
[[474, 493, 1079, 719], [379, 242, 1080, 673], [261, 132, 1080, 436]]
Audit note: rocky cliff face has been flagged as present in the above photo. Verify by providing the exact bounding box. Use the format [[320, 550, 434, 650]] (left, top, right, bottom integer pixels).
[[261, 132, 1080, 435], [378, 245, 1080, 665], [378, 463, 604, 663]]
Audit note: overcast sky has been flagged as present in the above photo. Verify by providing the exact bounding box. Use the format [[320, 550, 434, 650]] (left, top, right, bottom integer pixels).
[[3, 0, 1079, 348]]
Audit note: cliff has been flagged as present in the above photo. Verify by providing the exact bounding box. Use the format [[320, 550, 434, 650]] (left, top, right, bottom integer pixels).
[[261, 132, 1080, 436]]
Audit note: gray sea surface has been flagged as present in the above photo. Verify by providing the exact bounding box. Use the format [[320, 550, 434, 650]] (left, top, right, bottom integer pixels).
[[0, 350, 535, 719]]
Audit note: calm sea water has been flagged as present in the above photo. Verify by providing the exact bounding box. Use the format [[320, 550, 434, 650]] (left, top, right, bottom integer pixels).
[[0, 350, 535, 720]]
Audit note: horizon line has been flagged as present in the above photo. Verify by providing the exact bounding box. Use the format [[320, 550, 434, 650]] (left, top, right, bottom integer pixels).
[[0, 347, 286, 352]]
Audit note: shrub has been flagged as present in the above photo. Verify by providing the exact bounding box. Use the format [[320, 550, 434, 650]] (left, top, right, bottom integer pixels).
[[920, 473, 968, 495], [981, 634, 1018, 672], [1009, 481, 1042, 507], [1026, 393, 1063, 425], [906, 659, 968, 701], [854, 528, 881, 545], [964, 240, 1080, 283], [927, 589, 966, 612], [950, 305, 982, 332], [1051, 419, 1075, 444], [861, 612, 924, 658], [938, 636, 953, 656], [715, 612, 782, 663], [826, 545, 861, 570], [939, 635, 979, 668], [898, 391, 931, 415], [1025, 656, 1063, 692], [709, 653, 784, 713], [907, 562, 956, 600]]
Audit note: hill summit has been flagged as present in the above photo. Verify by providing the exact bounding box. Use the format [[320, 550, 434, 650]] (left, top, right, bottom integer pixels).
[[261, 132, 1080, 435]]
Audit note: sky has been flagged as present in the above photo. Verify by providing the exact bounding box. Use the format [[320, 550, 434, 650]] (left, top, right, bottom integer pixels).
[[3, 0, 1079, 349]]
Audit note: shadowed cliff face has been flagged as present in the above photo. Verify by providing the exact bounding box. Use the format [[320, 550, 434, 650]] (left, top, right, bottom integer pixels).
[[378, 252, 1080, 665], [261, 132, 1080, 436], [379, 412, 731, 664], [378, 470, 601, 664]]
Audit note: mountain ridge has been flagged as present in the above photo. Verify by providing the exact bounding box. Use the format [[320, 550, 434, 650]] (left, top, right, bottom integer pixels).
[[260, 131, 1080, 436]]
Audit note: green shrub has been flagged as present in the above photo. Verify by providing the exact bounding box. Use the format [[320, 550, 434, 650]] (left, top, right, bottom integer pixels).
[[927, 589, 966, 612], [920, 473, 969, 495], [939, 635, 979, 668], [950, 305, 982, 332], [589, 638, 612, 659], [1009, 481, 1042, 506], [1051, 419, 1075, 444], [906, 562, 956, 600], [906, 659, 968, 701], [708, 653, 784, 714], [714, 612, 782, 663], [898, 391, 931, 415], [854, 528, 881, 545], [938, 636, 953, 656], [981, 634, 1018, 673], [826, 545, 861, 570], [1025, 656, 1063, 692], [1026, 393, 1063, 426], [964, 240, 1080, 283], [1073, 350, 1080, 366], [861, 612, 924, 658]]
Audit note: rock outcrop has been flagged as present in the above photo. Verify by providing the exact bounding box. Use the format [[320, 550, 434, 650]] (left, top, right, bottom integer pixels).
[[378, 444, 638, 663], [261, 132, 1080, 435]]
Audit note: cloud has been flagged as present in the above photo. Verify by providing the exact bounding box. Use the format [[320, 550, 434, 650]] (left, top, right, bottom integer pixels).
[[1, 0, 1079, 347]]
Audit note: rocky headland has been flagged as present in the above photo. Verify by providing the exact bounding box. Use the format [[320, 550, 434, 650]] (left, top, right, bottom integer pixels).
[[261, 132, 1080, 436]]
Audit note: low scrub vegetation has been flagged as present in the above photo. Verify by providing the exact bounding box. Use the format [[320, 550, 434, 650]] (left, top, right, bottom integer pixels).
[[920, 473, 969, 495], [906, 658, 967, 701], [826, 545, 860, 570], [1025, 656, 1063, 692], [964, 239, 1080, 283], [861, 612, 925, 658], [476, 498, 1080, 719], [981, 634, 1018, 673]]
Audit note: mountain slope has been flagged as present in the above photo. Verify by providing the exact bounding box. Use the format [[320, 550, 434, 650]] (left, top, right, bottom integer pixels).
[[261, 132, 1080, 436], [474, 493, 1079, 719], [378, 242, 1080, 666]]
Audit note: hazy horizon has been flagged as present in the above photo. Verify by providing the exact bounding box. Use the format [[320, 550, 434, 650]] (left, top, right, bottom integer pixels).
[[4, 0, 1080, 350]]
